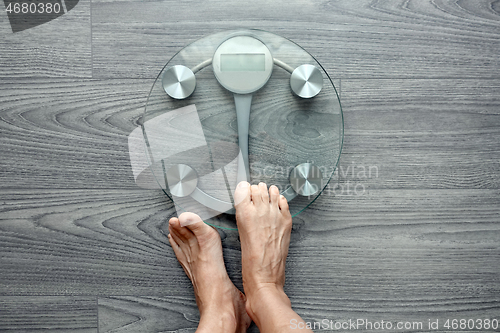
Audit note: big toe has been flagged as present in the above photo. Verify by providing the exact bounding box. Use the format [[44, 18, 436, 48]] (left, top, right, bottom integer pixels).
[[178, 212, 213, 237], [234, 181, 251, 207]]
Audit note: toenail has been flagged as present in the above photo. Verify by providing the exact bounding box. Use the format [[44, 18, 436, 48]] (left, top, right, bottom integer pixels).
[[180, 218, 192, 227], [237, 181, 249, 188]]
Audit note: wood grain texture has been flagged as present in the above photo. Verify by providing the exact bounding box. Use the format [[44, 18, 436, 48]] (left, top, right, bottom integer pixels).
[[97, 296, 262, 332], [0, 0, 91, 78], [0, 189, 181, 295], [0, 78, 151, 189], [1, 188, 498, 295], [339, 78, 500, 189], [91, 0, 500, 79], [0, 296, 97, 332], [0, 188, 245, 296], [98, 294, 500, 333], [1, 0, 500, 331], [1, 78, 498, 191], [1, 187, 498, 330], [98, 296, 199, 333]]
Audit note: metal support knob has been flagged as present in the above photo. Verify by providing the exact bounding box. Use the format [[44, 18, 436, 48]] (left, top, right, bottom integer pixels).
[[166, 164, 198, 197], [290, 64, 323, 98], [289, 163, 323, 196], [162, 65, 196, 99]]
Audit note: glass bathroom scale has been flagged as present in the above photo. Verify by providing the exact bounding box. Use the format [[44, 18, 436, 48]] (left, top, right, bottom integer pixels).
[[140, 29, 343, 230]]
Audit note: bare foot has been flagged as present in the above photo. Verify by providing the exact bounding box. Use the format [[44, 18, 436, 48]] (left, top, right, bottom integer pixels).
[[234, 181, 293, 319], [168, 212, 251, 333]]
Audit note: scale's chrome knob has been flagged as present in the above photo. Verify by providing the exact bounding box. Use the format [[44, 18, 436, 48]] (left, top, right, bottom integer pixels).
[[289, 163, 323, 196], [162, 65, 196, 99], [166, 164, 198, 197], [290, 64, 323, 98]]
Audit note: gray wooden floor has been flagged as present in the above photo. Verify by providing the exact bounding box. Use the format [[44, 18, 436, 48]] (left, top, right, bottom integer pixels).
[[1, 0, 500, 332]]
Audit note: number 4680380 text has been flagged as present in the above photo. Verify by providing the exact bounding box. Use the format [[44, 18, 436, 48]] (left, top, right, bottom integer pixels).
[[5, 2, 61, 14]]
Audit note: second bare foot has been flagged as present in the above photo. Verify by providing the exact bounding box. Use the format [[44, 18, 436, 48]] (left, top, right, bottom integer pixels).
[[168, 212, 251, 333], [234, 181, 293, 318]]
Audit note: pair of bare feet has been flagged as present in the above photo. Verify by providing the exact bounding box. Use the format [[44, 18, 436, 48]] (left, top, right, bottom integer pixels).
[[167, 181, 311, 333]]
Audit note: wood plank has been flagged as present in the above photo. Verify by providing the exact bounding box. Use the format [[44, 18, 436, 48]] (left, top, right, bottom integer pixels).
[[1, 78, 498, 191], [0, 0, 498, 330], [98, 296, 263, 332], [0, 0, 91, 78], [0, 189, 184, 295], [91, 0, 500, 79], [97, 294, 500, 332], [290, 298, 500, 333], [0, 77, 339, 192], [0, 188, 244, 294], [337, 78, 500, 189], [0, 296, 97, 332], [1, 188, 498, 301], [98, 296, 198, 333], [287, 190, 500, 330], [0, 78, 152, 189]]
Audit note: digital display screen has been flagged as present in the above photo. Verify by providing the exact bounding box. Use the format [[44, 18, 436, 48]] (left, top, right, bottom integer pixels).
[[220, 54, 266, 72]]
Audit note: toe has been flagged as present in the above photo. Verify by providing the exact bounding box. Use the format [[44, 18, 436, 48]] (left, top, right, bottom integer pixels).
[[168, 233, 183, 256], [278, 195, 293, 228], [169, 217, 194, 243], [178, 212, 203, 227], [250, 185, 261, 206], [234, 181, 251, 206], [278, 194, 290, 213], [168, 230, 186, 256], [168, 234, 192, 279], [179, 212, 214, 238], [269, 185, 279, 206], [259, 182, 269, 203]]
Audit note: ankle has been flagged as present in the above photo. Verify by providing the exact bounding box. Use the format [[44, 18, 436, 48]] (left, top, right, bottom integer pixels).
[[245, 284, 291, 321], [197, 310, 238, 333]]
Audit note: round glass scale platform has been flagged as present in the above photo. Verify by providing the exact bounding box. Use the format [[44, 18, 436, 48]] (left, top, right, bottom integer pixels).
[[142, 29, 343, 230]]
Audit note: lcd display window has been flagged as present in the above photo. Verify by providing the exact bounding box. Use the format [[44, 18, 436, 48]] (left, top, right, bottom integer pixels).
[[220, 54, 266, 72]]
